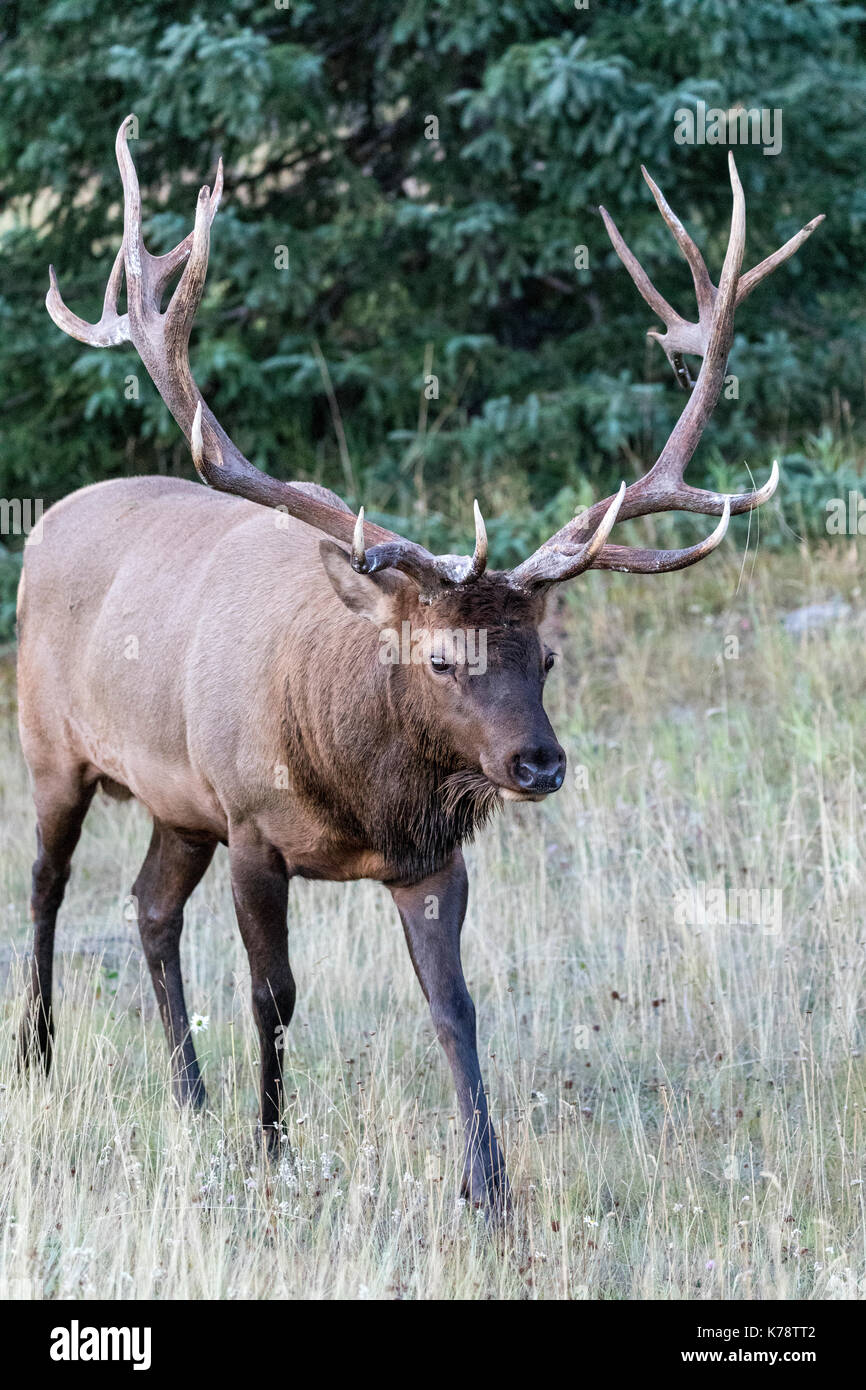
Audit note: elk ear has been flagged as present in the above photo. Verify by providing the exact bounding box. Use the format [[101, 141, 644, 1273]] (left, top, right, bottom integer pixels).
[[319, 540, 402, 624]]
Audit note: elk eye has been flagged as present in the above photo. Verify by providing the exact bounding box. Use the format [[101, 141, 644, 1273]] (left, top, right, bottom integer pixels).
[[430, 653, 452, 674], [544, 652, 556, 673]]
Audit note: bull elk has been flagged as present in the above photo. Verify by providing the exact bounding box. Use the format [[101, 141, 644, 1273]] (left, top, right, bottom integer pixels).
[[18, 118, 821, 1212]]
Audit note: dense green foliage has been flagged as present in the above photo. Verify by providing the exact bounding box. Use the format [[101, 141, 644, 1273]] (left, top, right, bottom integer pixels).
[[1, 0, 865, 593]]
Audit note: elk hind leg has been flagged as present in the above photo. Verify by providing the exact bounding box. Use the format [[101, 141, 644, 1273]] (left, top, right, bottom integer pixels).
[[19, 769, 95, 1072], [132, 822, 216, 1108]]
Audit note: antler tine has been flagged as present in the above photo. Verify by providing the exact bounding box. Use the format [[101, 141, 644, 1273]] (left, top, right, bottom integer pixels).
[[113, 116, 144, 318], [510, 483, 626, 589], [640, 165, 715, 320], [46, 239, 130, 348], [151, 159, 224, 302], [736, 213, 825, 304], [351, 507, 369, 572], [162, 164, 224, 351], [598, 205, 683, 332], [466, 500, 488, 581], [592, 496, 731, 574]]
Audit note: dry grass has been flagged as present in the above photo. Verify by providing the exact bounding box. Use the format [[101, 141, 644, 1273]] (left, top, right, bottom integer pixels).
[[1, 538, 865, 1300]]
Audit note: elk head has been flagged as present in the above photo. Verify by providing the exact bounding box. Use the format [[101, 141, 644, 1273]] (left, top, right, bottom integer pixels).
[[319, 550, 566, 800], [46, 119, 823, 803]]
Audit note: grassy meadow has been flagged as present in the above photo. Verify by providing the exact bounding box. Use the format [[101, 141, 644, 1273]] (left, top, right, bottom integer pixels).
[[0, 536, 864, 1300]]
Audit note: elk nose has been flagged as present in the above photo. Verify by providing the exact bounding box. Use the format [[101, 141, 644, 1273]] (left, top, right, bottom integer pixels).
[[511, 744, 566, 794]]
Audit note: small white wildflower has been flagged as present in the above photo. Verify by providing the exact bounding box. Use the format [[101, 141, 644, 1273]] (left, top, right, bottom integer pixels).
[[190, 1014, 209, 1032]]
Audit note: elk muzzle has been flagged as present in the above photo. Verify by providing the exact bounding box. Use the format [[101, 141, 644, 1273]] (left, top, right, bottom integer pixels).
[[483, 721, 567, 800]]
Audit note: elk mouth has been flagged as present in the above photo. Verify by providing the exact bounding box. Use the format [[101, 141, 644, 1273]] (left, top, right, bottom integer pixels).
[[498, 786, 552, 803]]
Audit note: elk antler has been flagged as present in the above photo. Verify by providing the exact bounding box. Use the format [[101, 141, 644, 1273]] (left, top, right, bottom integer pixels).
[[46, 116, 487, 596], [509, 154, 823, 591]]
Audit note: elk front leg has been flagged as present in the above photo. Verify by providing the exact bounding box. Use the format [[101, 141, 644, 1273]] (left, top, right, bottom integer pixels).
[[228, 831, 294, 1153], [389, 849, 510, 1214]]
